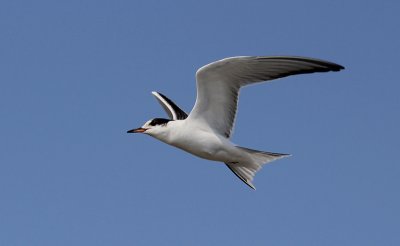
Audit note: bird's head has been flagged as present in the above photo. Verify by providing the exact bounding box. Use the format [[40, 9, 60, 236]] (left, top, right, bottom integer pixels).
[[127, 118, 171, 137]]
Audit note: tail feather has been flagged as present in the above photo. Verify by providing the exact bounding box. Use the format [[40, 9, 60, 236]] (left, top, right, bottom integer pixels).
[[226, 164, 257, 190], [226, 146, 290, 190]]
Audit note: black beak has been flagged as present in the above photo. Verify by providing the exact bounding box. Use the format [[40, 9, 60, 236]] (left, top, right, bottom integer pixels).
[[127, 127, 147, 133]]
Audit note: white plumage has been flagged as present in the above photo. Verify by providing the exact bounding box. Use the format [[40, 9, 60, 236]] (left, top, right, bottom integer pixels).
[[128, 56, 344, 189]]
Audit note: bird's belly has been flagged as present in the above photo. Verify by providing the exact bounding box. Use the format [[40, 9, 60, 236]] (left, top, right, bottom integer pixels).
[[169, 132, 233, 162]]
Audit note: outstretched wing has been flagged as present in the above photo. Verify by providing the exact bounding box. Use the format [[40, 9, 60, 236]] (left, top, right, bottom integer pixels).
[[151, 91, 188, 120], [187, 56, 344, 138]]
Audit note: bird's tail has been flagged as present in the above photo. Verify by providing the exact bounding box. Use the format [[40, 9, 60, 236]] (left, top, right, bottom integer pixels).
[[225, 146, 290, 190]]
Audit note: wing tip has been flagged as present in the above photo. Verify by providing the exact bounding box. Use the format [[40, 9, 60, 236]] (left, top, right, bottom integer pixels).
[[330, 63, 345, 71], [256, 55, 345, 72], [248, 182, 256, 190]]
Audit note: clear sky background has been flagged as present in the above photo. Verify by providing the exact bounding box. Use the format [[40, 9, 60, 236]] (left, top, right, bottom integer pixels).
[[1, 0, 399, 245]]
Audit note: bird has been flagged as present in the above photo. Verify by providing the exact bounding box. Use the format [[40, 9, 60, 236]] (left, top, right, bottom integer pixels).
[[127, 56, 344, 189]]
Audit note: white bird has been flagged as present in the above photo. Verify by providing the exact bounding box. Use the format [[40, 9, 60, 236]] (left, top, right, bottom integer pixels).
[[128, 56, 344, 189]]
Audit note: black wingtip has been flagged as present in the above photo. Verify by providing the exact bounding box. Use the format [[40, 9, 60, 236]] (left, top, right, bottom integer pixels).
[[260, 56, 345, 72], [330, 63, 345, 71]]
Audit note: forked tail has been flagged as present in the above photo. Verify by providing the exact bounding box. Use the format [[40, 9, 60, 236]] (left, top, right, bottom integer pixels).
[[225, 146, 290, 190]]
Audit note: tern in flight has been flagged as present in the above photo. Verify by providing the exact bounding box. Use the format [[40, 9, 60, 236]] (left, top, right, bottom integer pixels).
[[128, 56, 344, 189]]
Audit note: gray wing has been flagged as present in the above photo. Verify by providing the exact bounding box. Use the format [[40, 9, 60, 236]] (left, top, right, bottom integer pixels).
[[152, 91, 188, 120], [186, 56, 344, 138]]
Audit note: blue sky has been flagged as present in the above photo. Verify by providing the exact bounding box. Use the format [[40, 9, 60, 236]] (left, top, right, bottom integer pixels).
[[1, 0, 399, 245]]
